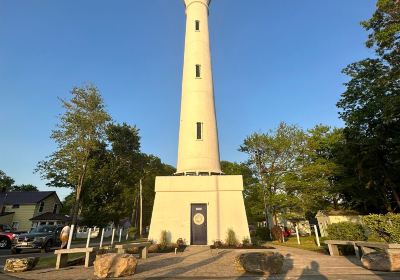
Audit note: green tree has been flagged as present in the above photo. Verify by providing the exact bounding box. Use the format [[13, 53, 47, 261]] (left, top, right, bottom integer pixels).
[[0, 170, 14, 191], [284, 125, 344, 219], [337, 0, 400, 212], [36, 85, 111, 225], [239, 122, 306, 228], [11, 184, 39, 192]]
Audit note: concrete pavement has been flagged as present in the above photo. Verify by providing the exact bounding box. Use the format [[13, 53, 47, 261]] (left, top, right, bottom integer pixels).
[[1, 244, 400, 279]]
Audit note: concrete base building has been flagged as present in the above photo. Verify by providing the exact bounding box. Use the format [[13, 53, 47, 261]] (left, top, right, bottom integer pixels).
[[148, 0, 250, 245]]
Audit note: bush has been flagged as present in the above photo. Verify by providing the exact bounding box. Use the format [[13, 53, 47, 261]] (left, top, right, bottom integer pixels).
[[255, 227, 271, 241], [326, 222, 367, 241], [159, 230, 169, 250], [128, 227, 137, 239], [242, 237, 251, 246], [363, 213, 400, 243], [225, 228, 238, 246]]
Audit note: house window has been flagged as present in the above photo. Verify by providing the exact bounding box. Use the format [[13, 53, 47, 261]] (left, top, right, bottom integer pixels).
[[195, 20, 200, 31], [12, 204, 19, 209], [195, 64, 201, 78], [196, 122, 203, 140], [38, 201, 44, 213], [53, 203, 58, 214]]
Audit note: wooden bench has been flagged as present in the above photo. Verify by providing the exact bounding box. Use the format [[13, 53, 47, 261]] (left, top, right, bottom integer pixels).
[[324, 240, 361, 258], [114, 242, 151, 259], [54, 247, 96, 269]]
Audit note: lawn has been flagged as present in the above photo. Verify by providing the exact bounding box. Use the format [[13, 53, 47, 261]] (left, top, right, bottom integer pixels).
[[270, 235, 328, 254], [36, 253, 85, 269]]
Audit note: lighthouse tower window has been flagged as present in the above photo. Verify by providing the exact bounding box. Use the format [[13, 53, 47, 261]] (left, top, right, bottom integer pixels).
[[196, 122, 203, 140], [195, 64, 201, 78], [195, 20, 200, 31]]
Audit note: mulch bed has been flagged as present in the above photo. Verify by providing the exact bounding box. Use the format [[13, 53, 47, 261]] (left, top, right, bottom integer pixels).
[[210, 245, 275, 250]]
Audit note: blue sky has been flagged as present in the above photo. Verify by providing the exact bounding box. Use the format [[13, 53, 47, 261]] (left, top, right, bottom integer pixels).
[[0, 0, 376, 200]]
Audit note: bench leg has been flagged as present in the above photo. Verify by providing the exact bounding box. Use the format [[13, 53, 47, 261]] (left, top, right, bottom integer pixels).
[[56, 254, 68, 269], [85, 252, 90, 268], [117, 248, 126, 254], [328, 244, 340, 256], [139, 246, 148, 259], [353, 244, 361, 259]]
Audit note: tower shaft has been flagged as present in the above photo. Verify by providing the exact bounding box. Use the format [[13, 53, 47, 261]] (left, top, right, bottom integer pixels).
[[176, 0, 221, 175]]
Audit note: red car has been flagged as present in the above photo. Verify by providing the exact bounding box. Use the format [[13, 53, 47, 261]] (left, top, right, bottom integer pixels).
[[0, 232, 16, 249]]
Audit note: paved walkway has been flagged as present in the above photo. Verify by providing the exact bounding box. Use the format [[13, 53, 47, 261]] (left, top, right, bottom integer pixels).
[[1, 245, 400, 279]]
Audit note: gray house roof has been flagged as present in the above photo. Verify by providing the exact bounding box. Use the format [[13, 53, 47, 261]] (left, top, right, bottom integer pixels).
[[0, 191, 58, 205]]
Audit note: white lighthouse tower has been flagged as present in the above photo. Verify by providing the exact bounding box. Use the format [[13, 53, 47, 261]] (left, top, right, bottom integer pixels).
[[148, 0, 250, 245]]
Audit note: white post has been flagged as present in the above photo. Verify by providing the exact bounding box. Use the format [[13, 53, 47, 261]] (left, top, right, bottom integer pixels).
[[86, 228, 91, 248], [282, 230, 285, 243], [295, 226, 300, 245], [314, 225, 321, 247], [99, 228, 105, 248], [67, 224, 74, 249], [111, 228, 115, 246], [119, 228, 122, 243], [126, 230, 129, 240], [139, 179, 143, 237]]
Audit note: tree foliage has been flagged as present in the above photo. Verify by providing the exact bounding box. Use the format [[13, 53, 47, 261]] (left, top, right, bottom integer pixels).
[[0, 170, 38, 192], [336, 0, 400, 212], [36, 85, 112, 225]]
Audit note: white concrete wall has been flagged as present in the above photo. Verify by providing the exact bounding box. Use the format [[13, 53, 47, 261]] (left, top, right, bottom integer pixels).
[[148, 175, 250, 245]]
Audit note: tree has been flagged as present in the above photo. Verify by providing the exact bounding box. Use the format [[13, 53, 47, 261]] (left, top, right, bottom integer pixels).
[[11, 184, 38, 192], [284, 126, 344, 219], [336, 0, 400, 212], [36, 85, 111, 225], [79, 123, 144, 226], [239, 122, 306, 228], [0, 170, 14, 192]]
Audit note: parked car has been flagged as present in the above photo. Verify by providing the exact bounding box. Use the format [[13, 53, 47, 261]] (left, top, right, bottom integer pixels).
[[0, 232, 17, 249], [11, 225, 63, 254]]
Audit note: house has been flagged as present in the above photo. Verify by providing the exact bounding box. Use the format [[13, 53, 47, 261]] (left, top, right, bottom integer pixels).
[[0, 191, 69, 231], [316, 210, 363, 237]]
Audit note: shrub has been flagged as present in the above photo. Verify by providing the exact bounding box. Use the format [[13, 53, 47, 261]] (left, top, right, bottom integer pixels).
[[128, 227, 137, 239], [225, 228, 238, 246], [271, 225, 283, 242], [363, 213, 400, 243], [255, 227, 271, 241], [176, 238, 185, 248], [159, 230, 169, 250], [213, 240, 223, 248], [242, 237, 251, 246], [326, 222, 367, 241]]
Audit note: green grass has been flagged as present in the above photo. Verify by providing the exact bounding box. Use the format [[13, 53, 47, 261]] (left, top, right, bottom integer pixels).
[[36, 253, 85, 269], [270, 236, 327, 254]]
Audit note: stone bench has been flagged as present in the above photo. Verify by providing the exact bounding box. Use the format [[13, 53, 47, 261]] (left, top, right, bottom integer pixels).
[[114, 242, 151, 259], [324, 240, 361, 258], [54, 247, 96, 269], [355, 241, 400, 256]]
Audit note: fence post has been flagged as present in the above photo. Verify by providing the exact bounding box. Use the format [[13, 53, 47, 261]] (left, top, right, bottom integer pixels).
[[86, 228, 91, 248], [67, 224, 74, 249], [314, 225, 321, 247], [111, 228, 115, 247], [99, 228, 105, 248], [295, 226, 300, 245]]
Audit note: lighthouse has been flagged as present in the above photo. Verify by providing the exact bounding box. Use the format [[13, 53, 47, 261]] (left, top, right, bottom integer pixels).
[[148, 0, 250, 245]]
